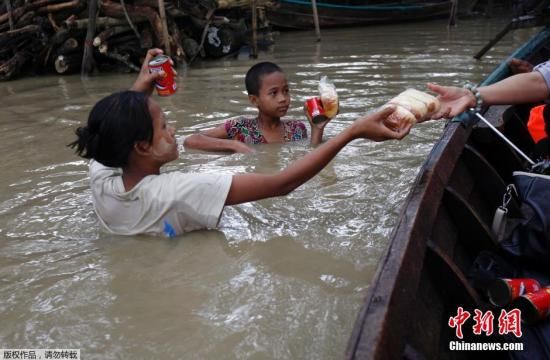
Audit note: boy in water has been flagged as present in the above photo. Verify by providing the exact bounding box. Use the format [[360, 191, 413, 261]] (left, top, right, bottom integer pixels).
[[184, 62, 330, 153]]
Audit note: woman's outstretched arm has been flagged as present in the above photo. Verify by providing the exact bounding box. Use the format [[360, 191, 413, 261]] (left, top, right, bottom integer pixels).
[[225, 106, 410, 205]]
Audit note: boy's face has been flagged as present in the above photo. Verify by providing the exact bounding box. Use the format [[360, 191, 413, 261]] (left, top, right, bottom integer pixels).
[[249, 71, 290, 119]]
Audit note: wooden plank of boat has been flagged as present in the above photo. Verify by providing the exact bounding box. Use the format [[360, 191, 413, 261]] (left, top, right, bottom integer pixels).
[[345, 26, 550, 359], [265, 0, 452, 29]]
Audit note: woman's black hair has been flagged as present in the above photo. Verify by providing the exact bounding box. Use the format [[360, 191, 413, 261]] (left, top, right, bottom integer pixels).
[[68, 90, 154, 168], [245, 62, 283, 96]]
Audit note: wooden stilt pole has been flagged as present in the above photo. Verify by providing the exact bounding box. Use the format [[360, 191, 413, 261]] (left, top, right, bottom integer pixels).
[[250, 0, 258, 58], [81, 0, 99, 76], [158, 0, 171, 56], [311, 0, 321, 41], [5, 0, 14, 30], [448, 0, 458, 27]]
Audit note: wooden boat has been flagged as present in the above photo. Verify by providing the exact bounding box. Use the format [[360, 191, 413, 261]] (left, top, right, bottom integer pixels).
[[265, 0, 452, 29], [346, 26, 550, 359]]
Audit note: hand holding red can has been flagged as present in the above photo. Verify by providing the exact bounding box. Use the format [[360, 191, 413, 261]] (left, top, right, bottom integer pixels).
[[130, 49, 176, 96], [148, 55, 177, 96], [304, 97, 329, 124]]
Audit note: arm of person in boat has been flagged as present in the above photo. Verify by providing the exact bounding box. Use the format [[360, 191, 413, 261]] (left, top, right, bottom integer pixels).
[[427, 66, 550, 119], [479, 71, 550, 105], [183, 126, 254, 153], [225, 106, 411, 205]]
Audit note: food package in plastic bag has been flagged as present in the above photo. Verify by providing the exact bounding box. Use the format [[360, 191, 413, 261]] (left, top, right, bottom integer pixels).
[[318, 76, 339, 118], [385, 88, 441, 128]]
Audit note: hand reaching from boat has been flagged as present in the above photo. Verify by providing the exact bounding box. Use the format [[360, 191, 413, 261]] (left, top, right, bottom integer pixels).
[[427, 64, 550, 119], [425, 83, 475, 119], [508, 58, 534, 74]]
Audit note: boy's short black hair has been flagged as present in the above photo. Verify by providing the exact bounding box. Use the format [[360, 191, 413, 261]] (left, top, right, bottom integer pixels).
[[245, 62, 283, 95], [68, 90, 154, 168]]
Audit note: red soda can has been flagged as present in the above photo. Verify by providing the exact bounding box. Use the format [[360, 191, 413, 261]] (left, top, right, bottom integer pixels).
[[304, 97, 328, 124], [488, 278, 541, 307], [148, 55, 177, 96], [514, 287, 550, 324]]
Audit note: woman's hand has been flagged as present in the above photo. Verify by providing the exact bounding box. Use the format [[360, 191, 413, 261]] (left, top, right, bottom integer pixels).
[[508, 58, 533, 74], [350, 106, 411, 142], [130, 48, 174, 95]]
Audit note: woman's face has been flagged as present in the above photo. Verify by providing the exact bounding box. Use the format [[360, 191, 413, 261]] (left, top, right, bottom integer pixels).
[[148, 98, 178, 163]]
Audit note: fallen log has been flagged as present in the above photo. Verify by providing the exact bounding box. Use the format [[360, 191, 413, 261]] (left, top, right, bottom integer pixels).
[[37, 0, 83, 14], [179, 0, 216, 18], [50, 28, 73, 44], [101, 50, 140, 71], [0, 51, 29, 80], [97, 36, 140, 54], [0, 0, 67, 24], [55, 52, 81, 73], [58, 36, 79, 54], [0, 24, 39, 45], [100, 0, 164, 47], [203, 25, 244, 58], [12, 10, 35, 29], [63, 16, 135, 30], [93, 25, 131, 47]]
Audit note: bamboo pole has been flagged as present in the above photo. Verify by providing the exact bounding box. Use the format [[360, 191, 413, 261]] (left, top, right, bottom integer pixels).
[[448, 0, 458, 27], [157, 0, 170, 56], [311, 0, 321, 41], [81, 0, 99, 76], [120, 0, 142, 42], [250, 0, 257, 58]]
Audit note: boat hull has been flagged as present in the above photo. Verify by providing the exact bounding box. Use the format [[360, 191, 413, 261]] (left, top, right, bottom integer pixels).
[[266, 0, 452, 29], [346, 26, 550, 359]]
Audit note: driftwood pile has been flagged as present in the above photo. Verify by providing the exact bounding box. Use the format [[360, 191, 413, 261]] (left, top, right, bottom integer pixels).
[[0, 0, 273, 80]]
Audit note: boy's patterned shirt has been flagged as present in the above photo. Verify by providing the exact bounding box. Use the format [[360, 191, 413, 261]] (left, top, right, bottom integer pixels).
[[224, 116, 308, 144]]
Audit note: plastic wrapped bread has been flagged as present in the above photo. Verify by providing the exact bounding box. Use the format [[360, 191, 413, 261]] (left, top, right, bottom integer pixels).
[[402, 88, 441, 114], [385, 88, 440, 127], [318, 76, 339, 118]]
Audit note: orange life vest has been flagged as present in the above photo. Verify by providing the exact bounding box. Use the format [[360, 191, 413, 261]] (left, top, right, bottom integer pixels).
[[527, 104, 548, 143]]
